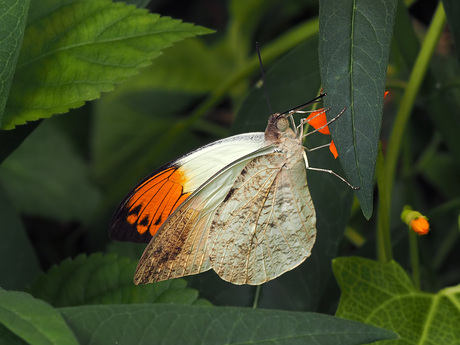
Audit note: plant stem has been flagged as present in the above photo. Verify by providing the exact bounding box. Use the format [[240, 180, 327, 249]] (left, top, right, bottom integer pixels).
[[376, 144, 393, 262], [409, 230, 421, 289], [384, 2, 446, 205], [252, 286, 261, 308]]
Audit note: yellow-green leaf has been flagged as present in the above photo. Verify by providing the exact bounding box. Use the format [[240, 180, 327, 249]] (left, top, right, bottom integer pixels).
[[2, 0, 213, 129], [334, 257, 460, 344]]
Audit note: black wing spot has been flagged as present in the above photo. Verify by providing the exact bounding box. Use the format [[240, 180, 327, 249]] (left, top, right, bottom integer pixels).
[[154, 215, 162, 226], [140, 216, 150, 226], [224, 188, 235, 203], [128, 204, 142, 216]]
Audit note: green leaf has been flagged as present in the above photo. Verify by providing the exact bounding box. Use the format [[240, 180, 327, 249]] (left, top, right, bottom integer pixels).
[[0, 0, 30, 127], [2, 0, 213, 129], [231, 39, 354, 311], [0, 119, 101, 222], [29, 253, 208, 307], [334, 257, 460, 344], [0, 184, 40, 290], [318, 0, 398, 219], [60, 304, 397, 345], [0, 289, 79, 345]]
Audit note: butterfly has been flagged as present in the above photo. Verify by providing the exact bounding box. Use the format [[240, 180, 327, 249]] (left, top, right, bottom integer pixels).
[[109, 94, 352, 285]]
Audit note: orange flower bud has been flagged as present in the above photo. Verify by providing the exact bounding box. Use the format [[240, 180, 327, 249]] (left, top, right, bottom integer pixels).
[[410, 217, 430, 235], [329, 140, 338, 159], [401, 205, 430, 235], [306, 108, 330, 135]]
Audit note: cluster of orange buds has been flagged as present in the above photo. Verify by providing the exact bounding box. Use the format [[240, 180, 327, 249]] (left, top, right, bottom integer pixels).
[[305, 91, 389, 159], [401, 205, 430, 235], [305, 109, 338, 159]]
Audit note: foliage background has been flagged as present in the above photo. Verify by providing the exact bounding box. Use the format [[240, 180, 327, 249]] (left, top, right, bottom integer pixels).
[[0, 0, 459, 344]]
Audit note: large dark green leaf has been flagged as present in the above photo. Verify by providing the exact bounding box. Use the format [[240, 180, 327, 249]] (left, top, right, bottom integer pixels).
[[318, 0, 398, 219], [59, 304, 397, 345]]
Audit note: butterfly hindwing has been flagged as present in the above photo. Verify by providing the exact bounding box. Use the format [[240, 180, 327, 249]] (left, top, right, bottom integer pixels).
[[208, 149, 316, 285]]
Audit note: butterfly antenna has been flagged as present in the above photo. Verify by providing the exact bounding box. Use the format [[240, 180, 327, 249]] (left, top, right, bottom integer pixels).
[[256, 42, 272, 114]]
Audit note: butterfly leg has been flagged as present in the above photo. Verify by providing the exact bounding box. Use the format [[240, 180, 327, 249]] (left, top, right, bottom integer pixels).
[[302, 150, 359, 190], [303, 143, 331, 153]]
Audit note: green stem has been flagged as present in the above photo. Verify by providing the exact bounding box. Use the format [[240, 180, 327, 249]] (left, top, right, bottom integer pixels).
[[409, 230, 421, 289], [376, 144, 393, 262], [252, 285, 261, 308], [384, 2, 446, 202]]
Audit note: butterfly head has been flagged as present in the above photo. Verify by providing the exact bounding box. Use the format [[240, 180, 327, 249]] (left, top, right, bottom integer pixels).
[[264, 113, 295, 144]]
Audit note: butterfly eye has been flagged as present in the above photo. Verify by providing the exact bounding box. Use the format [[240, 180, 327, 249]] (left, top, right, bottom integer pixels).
[[276, 116, 289, 132]]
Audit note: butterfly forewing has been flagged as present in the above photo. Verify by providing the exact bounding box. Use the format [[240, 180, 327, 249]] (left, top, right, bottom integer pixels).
[[133, 145, 277, 284], [110, 133, 266, 243], [207, 143, 316, 285]]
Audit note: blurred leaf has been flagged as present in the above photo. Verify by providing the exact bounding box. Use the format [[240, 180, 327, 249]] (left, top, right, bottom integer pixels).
[[106, 241, 145, 261], [318, 0, 398, 219], [0, 184, 40, 290], [93, 39, 227, 201], [0, 289, 79, 345], [419, 152, 460, 199], [235, 39, 322, 133], [0, 0, 29, 127], [334, 257, 460, 344], [0, 120, 101, 222], [227, 0, 267, 59], [427, 55, 460, 166], [2, 0, 213, 129], [93, 90, 210, 201], [0, 121, 40, 164], [60, 304, 397, 345], [29, 253, 208, 307], [107, 38, 228, 95], [443, 0, 460, 63]]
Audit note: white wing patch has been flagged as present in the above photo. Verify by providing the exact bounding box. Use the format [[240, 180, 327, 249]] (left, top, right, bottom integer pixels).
[[178, 132, 266, 192], [208, 151, 316, 285]]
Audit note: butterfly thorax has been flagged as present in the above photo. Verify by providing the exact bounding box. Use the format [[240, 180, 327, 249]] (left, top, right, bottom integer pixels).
[[264, 113, 304, 168]]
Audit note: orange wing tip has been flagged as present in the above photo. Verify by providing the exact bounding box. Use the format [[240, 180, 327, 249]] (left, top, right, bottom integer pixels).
[[111, 165, 192, 243], [306, 108, 330, 135], [384, 91, 389, 98], [329, 140, 338, 159]]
